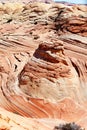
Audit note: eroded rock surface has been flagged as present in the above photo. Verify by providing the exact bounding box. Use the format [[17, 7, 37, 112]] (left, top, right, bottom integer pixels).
[[0, 2, 87, 130]]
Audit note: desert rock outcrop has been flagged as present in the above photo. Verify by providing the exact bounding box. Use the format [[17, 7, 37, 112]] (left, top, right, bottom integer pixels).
[[0, 2, 87, 130]]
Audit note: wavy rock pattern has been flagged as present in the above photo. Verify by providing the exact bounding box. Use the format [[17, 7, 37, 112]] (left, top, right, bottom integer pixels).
[[0, 2, 87, 130]]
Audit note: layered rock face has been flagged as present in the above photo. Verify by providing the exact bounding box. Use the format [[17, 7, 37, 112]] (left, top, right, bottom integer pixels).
[[0, 2, 87, 130]]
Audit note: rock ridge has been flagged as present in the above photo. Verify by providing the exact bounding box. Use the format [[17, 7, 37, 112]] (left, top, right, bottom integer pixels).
[[0, 2, 86, 130]]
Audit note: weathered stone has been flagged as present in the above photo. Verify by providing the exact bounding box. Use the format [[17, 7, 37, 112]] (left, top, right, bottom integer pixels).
[[0, 2, 86, 130]]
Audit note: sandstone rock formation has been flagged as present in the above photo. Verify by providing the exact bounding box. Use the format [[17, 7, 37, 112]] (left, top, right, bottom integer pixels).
[[0, 2, 87, 130]]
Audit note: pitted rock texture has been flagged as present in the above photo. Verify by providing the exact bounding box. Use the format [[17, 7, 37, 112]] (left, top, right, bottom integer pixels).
[[0, 2, 87, 130]]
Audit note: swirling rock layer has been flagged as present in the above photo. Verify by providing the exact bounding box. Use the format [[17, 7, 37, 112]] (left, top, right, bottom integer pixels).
[[0, 2, 87, 130]]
